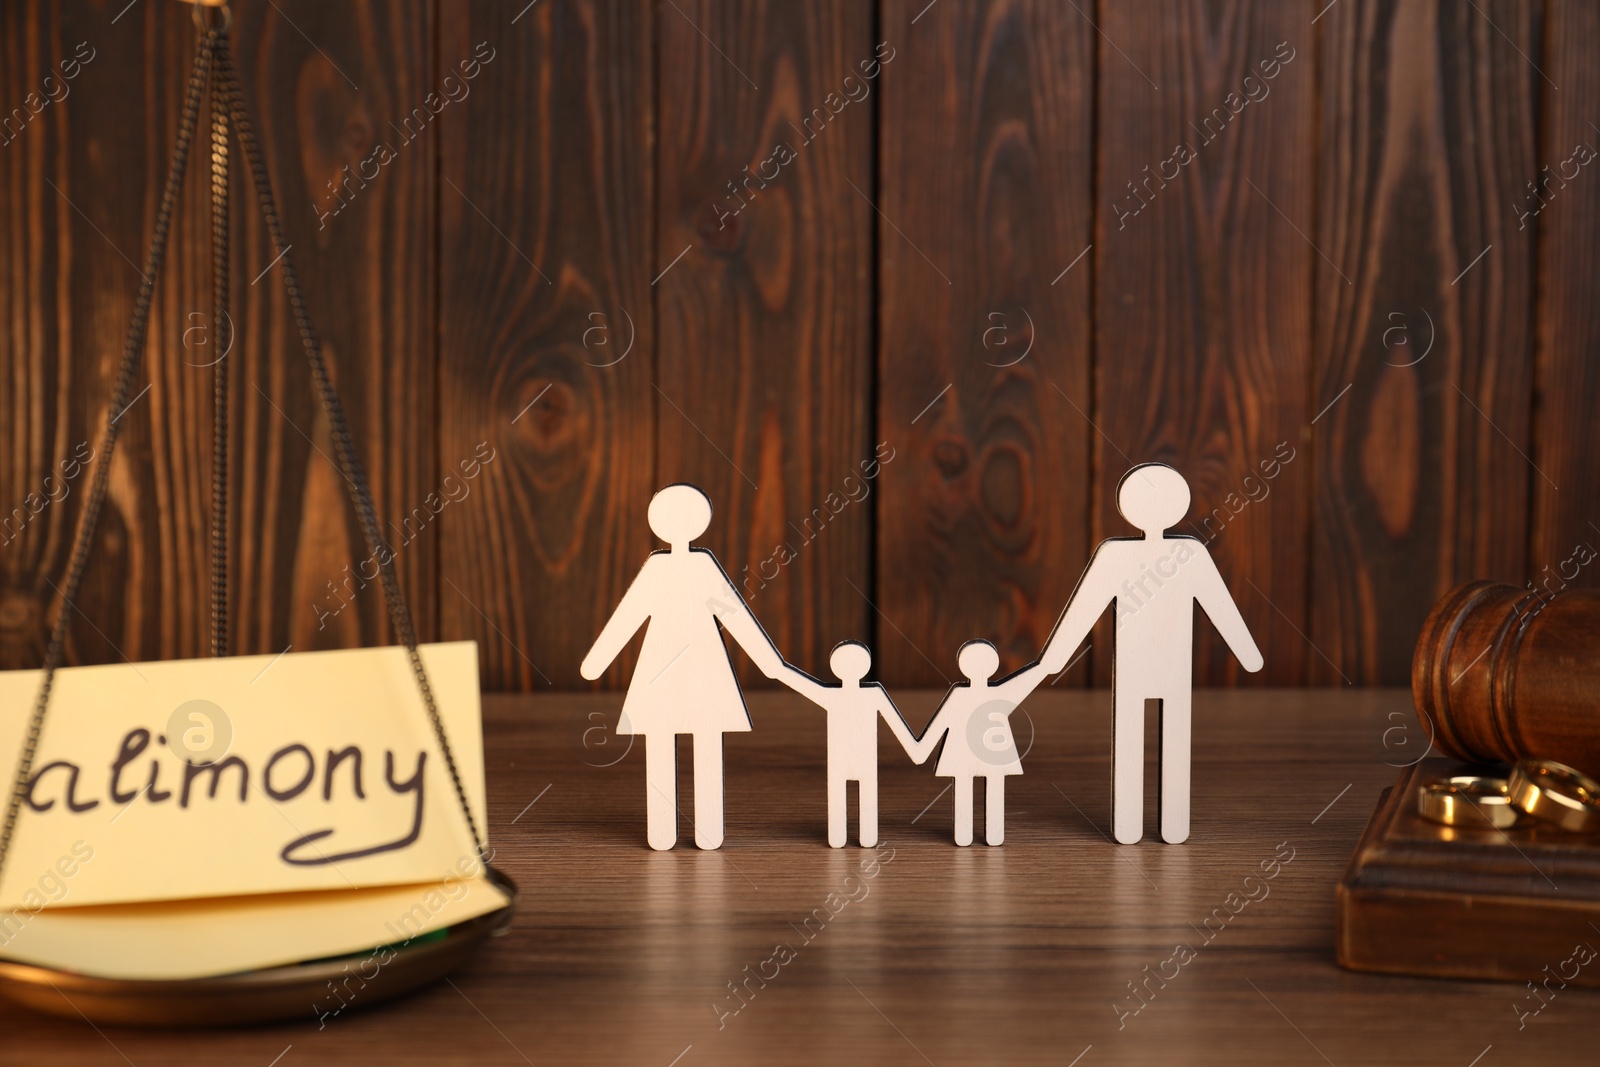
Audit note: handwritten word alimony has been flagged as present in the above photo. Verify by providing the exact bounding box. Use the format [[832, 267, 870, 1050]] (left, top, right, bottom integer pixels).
[[26, 728, 431, 867]]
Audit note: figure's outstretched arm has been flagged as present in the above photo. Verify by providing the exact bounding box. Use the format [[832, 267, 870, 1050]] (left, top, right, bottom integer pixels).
[[872, 686, 924, 759], [1192, 547, 1264, 673], [903, 691, 957, 765], [998, 660, 1052, 700], [777, 664, 832, 706], [579, 559, 657, 679], [701, 553, 786, 679], [1041, 546, 1119, 673]]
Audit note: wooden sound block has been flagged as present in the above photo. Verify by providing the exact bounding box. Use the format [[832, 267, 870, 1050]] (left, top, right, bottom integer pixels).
[[1338, 758, 1600, 987]]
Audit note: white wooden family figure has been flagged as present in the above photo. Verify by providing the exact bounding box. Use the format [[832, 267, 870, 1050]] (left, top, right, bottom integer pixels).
[[579, 484, 788, 851], [1041, 463, 1263, 843], [908, 642, 1049, 846], [780, 642, 919, 848], [581, 463, 1261, 851]]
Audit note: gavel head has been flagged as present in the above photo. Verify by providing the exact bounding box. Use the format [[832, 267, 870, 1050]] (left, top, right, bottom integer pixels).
[[1413, 580, 1600, 778]]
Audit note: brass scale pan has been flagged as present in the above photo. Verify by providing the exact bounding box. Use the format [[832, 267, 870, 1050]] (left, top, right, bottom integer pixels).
[[0, 869, 517, 1027]]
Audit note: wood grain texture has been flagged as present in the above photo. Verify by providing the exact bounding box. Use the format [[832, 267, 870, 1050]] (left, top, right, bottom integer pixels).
[[874, 1, 1095, 688], [0, 0, 124, 670], [437, 0, 655, 690], [1093, 1, 1314, 686], [10, 689, 1600, 1064], [654, 0, 873, 685], [228, 0, 439, 656], [1530, 0, 1600, 588], [3, 2, 1598, 693], [0, 0, 437, 669], [1313, 0, 1539, 685], [1339, 756, 1600, 986], [0, 0, 206, 671]]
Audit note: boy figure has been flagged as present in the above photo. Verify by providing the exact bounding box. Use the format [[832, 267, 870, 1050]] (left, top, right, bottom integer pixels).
[[1042, 463, 1263, 845], [781, 642, 920, 848]]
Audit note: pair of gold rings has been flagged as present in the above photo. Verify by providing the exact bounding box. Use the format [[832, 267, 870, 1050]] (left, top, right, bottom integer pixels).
[[1416, 759, 1600, 833]]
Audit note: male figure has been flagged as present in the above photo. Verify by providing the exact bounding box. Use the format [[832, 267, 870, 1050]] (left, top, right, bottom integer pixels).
[[781, 642, 920, 848], [1042, 463, 1262, 844]]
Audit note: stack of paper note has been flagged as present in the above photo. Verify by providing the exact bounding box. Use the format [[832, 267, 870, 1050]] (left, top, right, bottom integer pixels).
[[0, 642, 507, 980]]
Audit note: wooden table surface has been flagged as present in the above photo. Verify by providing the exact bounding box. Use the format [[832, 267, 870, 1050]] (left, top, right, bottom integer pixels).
[[4, 688, 1598, 1065]]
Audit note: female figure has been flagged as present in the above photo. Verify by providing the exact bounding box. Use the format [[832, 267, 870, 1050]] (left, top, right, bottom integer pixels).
[[580, 484, 785, 850], [909, 641, 1048, 846]]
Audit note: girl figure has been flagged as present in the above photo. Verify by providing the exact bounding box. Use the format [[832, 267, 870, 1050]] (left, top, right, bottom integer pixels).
[[579, 484, 787, 850], [909, 641, 1049, 846]]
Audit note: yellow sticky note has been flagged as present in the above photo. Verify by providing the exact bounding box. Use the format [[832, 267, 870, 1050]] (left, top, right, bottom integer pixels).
[[0, 875, 511, 981], [0, 642, 486, 909]]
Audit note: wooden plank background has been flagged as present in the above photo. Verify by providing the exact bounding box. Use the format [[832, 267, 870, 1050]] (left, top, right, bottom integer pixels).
[[0, 0, 1592, 691], [1314, 0, 1538, 686], [654, 0, 873, 685]]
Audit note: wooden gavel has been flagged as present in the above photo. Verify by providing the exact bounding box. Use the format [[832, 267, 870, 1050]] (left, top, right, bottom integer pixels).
[[1413, 580, 1600, 778]]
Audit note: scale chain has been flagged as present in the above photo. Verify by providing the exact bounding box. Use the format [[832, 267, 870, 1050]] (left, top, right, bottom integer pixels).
[[0, 15, 488, 896], [0, 30, 217, 895], [212, 36, 487, 864], [209, 41, 230, 660]]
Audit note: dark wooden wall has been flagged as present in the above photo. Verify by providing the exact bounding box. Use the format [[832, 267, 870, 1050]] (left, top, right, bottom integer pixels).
[[1, 0, 1594, 692]]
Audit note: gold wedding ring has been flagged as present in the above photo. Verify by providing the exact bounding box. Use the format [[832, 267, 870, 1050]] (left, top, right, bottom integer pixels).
[[1508, 759, 1600, 833], [1416, 775, 1521, 829]]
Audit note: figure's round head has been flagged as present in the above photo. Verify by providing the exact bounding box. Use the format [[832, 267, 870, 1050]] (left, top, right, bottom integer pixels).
[[1117, 464, 1190, 535], [829, 641, 872, 683], [648, 484, 712, 547], [957, 640, 1000, 681]]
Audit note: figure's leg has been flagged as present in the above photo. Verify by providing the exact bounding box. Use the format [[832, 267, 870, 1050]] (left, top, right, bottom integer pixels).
[[859, 768, 879, 848], [953, 776, 974, 846], [828, 773, 848, 848], [693, 732, 725, 849], [645, 733, 677, 851], [1159, 691, 1192, 844], [1112, 690, 1146, 844], [985, 776, 1005, 846]]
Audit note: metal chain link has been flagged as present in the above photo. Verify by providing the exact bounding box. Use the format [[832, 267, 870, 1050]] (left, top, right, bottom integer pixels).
[[213, 37, 487, 863], [0, 31, 218, 894], [0, 20, 490, 895], [209, 44, 230, 660]]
